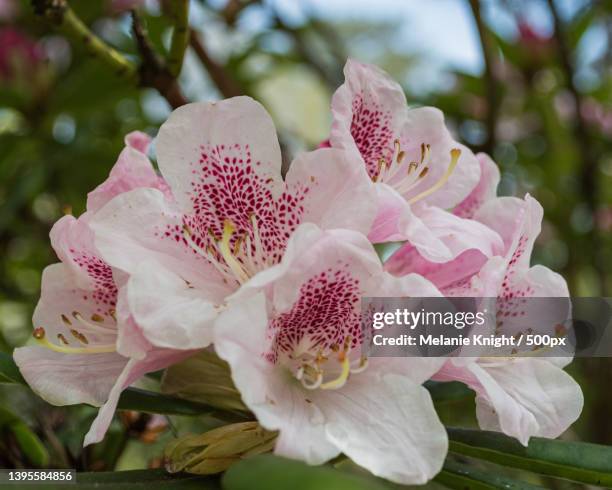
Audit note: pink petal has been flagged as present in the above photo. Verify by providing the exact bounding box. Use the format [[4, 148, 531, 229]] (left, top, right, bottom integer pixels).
[[398, 107, 480, 209], [155, 97, 283, 214], [14, 346, 126, 407], [84, 348, 194, 446], [285, 147, 376, 236], [330, 59, 407, 179], [87, 145, 171, 214], [124, 130, 151, 153], [453, 153, 500, 218]]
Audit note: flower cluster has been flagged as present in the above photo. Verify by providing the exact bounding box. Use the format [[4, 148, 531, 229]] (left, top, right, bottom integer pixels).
[[14, 60, 583, 485]]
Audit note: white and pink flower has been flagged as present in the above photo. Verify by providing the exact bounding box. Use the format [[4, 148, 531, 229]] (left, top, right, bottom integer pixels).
[[90, 96, 377, 351], [214, 224, 448, 484], [14, 133, 192, 446], [328, 60, 503, 263]]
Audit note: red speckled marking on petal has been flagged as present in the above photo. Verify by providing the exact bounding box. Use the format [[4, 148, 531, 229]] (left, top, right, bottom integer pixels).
[[496, 235, 533, 321], [350, 95, 395, 179], [163, 143, 308, 268], [266, 265, 362, 363], [70, 249, 118, 313]]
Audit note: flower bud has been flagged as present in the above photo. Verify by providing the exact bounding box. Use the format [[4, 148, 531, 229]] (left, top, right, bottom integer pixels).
[[164, 422, 277, 475]]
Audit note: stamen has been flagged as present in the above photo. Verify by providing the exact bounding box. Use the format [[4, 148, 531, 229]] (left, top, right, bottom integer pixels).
[[218, 220, 250, 284], [408, 148, 461, 204], [72, 311, 115, 333], [320, 354, 351, 390], [302, 371, 323, 390], [350, 356, 369, 374], [33, 328, 115, 354]]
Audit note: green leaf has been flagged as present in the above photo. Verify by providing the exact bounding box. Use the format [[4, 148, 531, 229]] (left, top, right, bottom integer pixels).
[[117, 387, 250, 421], [0, 351, 25, 384], [222, 454, 392, 490], [12, 469, 220, 490], [425, 381, 474, 403], [448, 428, 612, 487], [10, 421, 50, 467], [435, 459, 545, 489], [117, 387, 219, 415], [0, 406, 49, 467]]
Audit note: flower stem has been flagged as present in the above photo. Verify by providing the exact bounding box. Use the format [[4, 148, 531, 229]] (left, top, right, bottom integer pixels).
[[166, 0, 190, 78], [33, 0, 137, 83]]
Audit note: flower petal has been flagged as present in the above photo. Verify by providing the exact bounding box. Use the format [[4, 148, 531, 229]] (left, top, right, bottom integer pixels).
[[126, 260, 220, 350], [84, 347, 192, 446], [330, 59, 407, 179], [400, 107, 480, 209], [453, 153, 500, 218], [214, 293, 340, 464], [319, 371, 447, 484], [471, 359, 583, 445], [155, 96, 283, 212], [13, 346, 126, 407], [90, 187, 229, 297], [285, 147, 376, 236], [87, 145, 170, 213]]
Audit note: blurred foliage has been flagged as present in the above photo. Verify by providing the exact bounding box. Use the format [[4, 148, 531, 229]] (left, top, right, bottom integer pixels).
[[0, 0, 610, 484]]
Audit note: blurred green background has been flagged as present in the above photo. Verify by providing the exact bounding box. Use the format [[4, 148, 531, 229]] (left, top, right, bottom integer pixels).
[[0, 0, 610, 481]]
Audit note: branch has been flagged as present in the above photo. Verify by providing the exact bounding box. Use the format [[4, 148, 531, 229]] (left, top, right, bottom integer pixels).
[[166, 0, 190, 77], [131, 11, 188, 109], [189, 30, 243, 98], [467, 0, 499, 155], [31, 0, 137, 82]]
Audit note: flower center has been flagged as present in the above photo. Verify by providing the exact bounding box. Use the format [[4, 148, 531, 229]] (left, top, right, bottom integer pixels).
[[33, 310, 117, 355], [287, 336, 368, 391], [183, 215, 271, 286], [374, 140, 461, 204]]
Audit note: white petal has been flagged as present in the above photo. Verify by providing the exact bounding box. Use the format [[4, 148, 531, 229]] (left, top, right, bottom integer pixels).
[[470, 359, 583, 445], [319, 371, 447, 484], [156, 97, 283, 211]]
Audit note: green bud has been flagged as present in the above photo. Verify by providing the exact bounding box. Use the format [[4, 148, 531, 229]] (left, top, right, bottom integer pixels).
[[161, 349, 248, 412], [164, 422, 278, 475]]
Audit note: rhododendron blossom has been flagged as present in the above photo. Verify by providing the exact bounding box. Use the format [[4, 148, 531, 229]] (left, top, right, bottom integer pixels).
[[391, 194, 583, 445], [329, 60, 503, 263], [90, 96, 377, 350], [14, 133, 191, 446], [214, 224, 448, 484]]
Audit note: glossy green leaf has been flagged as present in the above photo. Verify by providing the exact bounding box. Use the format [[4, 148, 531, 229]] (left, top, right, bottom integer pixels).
[[425, 381, 474, 403], [12, 469, 220, 490], [435, 459, 545, 489], [0, 351, 25, 384], [222, 454, 392, 490], [448, 428, 612, 487], [117, 387, 251, 421]]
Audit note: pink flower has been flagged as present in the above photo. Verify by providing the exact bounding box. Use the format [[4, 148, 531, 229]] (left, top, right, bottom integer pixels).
[[14, 133, 192, 446], [393, 194, 583, 445], [214, 224, 448, 484], [328, 60, 503, 263], [90, 97, 377, 352]]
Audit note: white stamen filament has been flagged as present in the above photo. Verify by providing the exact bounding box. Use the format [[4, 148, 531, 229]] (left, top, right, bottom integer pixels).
[[33, 327, 116, 354], [407, 148, 461, 204], [292, 336, 367, 391], [183, 216, 270, 286]]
